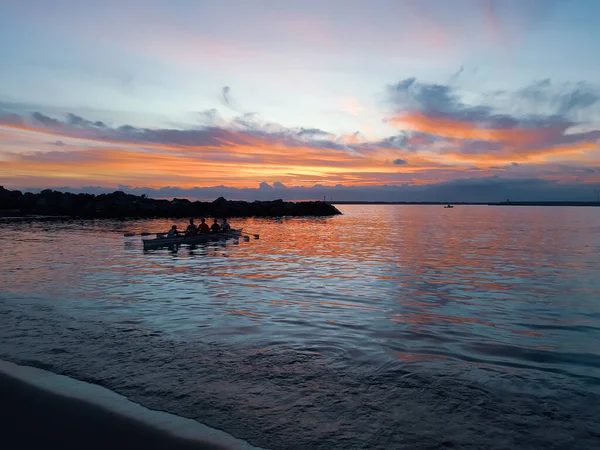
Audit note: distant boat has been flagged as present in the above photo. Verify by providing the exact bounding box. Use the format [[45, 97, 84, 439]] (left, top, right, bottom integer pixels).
[[444, 204, 454, 208]]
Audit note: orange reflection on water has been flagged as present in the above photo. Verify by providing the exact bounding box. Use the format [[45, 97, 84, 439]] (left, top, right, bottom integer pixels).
[[226, 309, 266, 318], [391, 312, 497, 328], [449, 362, 525, 374], [392, 351, 448, 362], [319, 300, 379, 312], [2, 205, 599, 379], [512, 330, 544, 336], [270, 299, 313, 308]]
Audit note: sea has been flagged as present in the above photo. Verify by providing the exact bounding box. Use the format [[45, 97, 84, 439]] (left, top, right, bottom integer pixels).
[[1, 204, 599, 449]]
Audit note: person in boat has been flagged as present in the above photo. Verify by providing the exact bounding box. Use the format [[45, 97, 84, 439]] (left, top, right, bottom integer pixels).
[[166, 225, 179, 238], [198, 218, 210, 234], [210, 218, 221, 233], [185, 218, 198, 237], [221, 218, 231, 231]]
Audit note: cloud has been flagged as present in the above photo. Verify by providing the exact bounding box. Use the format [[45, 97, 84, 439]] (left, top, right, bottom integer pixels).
[[297, 128, 334, 138], [386, 77, 493, 121], [66, 113, 107, 128], [0, 108, 434, 189], [384, 77, 600, 164], [1, 74, 599, 197], [12, 178, 600, 203], [516, 79, 600, 118], [32, 112, 63, 127], [448, 66, 464, 84], [198, 109, 221, 126], [221, 86, 232, 107], [387, 77, 600, 123], [220, 85, 245, 114]]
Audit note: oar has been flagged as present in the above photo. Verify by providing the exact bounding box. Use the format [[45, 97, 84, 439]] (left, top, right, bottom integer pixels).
[[124, 231, 166, 237], [241, 231, 260, 239]]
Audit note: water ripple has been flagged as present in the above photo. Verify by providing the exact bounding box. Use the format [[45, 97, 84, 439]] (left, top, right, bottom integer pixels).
[[1, 206, 600, 448]]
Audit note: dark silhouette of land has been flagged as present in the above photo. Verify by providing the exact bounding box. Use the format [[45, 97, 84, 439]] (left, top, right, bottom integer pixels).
[[2, 187, 598, 219], [0, 187, 342, 218]]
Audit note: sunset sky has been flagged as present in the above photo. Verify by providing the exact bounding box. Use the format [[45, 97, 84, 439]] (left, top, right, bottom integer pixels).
[[1, 0, 599, 201]]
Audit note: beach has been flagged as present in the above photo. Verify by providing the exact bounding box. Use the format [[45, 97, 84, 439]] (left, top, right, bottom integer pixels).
[[0, 360, 264, 450]]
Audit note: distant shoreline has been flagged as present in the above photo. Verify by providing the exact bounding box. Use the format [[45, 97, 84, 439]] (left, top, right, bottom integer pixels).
[[332, 201, 600, 207]]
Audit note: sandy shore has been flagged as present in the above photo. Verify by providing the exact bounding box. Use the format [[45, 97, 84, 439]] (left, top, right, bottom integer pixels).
[[0, 360, 265, 450]]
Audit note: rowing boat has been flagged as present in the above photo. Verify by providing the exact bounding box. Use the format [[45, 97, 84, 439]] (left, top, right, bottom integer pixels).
[[142, 229, 243, 250]]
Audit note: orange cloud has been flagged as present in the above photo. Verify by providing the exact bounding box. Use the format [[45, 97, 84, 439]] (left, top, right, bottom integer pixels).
[[0, 121, 438, 189], [441, 141, 597, 165], [386, 109, 600, 169], [2, 107, 598, 191], [389, 111, 561, 145]]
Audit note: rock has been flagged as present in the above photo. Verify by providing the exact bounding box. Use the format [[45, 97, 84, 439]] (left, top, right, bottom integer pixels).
[[35, 196, 49, 207], [0, 188, 342, 218], [19, 193, 37, 209], [0, 209, 23, 217], [0, 187, 14, 209], [212, 196, 227, 206], [58, 194, 75, 210]]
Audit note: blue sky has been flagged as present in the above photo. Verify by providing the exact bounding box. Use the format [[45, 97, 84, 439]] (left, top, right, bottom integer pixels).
[[1, 0, 599, 200]]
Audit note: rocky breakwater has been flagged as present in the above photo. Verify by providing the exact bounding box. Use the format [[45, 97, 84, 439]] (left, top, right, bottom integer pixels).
[[0, 187, 342, 218]]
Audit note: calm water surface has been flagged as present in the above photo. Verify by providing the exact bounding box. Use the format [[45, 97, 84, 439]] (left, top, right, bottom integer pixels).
[[1, 205, 600, 449]]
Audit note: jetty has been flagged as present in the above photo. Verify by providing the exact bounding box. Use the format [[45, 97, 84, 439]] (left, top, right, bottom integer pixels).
[[0, 187, 342, 218]]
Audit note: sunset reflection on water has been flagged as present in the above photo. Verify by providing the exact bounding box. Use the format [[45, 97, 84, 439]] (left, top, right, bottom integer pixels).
[[1, 205, 599, 388]]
